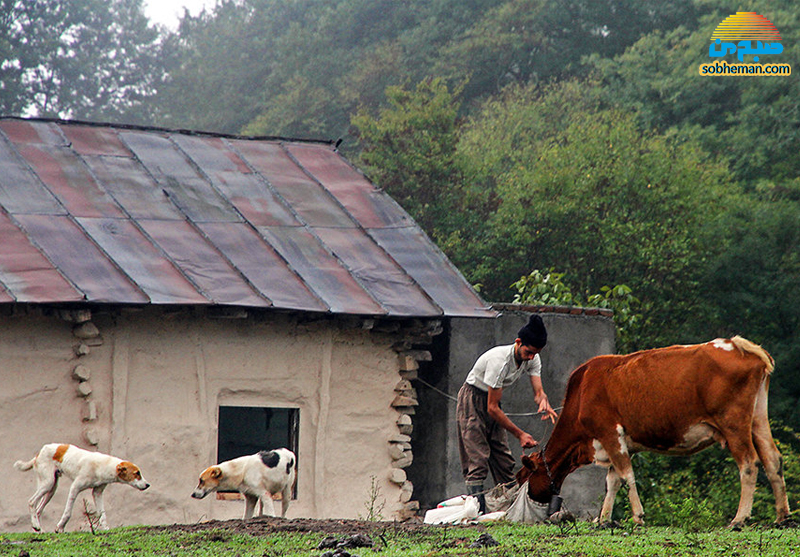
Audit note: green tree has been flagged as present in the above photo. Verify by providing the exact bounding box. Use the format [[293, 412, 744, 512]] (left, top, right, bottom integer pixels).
[[700, 184, 800, 428], [0, 0, 163, 122], [593, 0, 800, 184], [511, 269, 641, 351], [458, 81, 735, 348], [351, 78, 469, 240], [153, 0, 700, 140], [152, 0, 280, 133], [435, 0, 700, 107]]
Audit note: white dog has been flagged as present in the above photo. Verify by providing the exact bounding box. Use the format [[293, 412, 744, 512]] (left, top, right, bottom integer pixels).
[[192, 448, 296, 519], [14, 443, 150, 532]]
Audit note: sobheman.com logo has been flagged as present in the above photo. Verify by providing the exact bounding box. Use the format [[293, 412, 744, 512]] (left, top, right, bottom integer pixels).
[[700, 12, 791, 76]]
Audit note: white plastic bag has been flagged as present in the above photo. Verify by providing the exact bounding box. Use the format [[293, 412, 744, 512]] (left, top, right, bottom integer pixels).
[[476, 511, 507, 522], [423, 495, 480, 524], [437, 495, 469, 507]]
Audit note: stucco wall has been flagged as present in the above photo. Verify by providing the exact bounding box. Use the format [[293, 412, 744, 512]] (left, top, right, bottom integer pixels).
[[409, 307, 616, 519], [0, 307, 416, 532]]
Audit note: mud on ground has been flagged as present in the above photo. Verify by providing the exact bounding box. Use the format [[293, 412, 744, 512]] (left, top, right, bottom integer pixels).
[[149, 516, 483, 538]]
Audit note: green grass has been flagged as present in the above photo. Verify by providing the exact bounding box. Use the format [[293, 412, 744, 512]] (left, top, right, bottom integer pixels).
[[1, 521, 798, 557]]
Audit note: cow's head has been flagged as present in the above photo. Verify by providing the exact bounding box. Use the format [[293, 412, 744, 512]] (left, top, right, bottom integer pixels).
[[518, 452, 555, 504]]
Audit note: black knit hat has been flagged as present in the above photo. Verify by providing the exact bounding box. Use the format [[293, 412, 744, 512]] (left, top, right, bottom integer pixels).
[[517, 314, 547, 348]]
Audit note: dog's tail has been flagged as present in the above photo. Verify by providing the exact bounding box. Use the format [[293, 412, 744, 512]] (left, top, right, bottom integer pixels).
[[14, 457, 36, 472]]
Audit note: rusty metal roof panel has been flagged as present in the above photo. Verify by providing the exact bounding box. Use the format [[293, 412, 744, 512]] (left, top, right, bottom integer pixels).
[[81, 155, 185, 220], [14, 214, 148, 303], [257, 226, 384, 314], [369, 226, 496, 318], [77, 217, 208, 304], [60, 124, 132, 156], [0, 210, 83, 302], [13, 143, 127, 218], [197, 222, 326, 312], [0, 136, 64, 215], [287, 144, 411, 228], [0, 119, 68, 147], [231, 140, 356, 228], [316, 227, 441, 316], [120, 130, 242, 223], [173, 135, 299, 227], [137, 219, 269, 307], [0, 118, 495, 318]]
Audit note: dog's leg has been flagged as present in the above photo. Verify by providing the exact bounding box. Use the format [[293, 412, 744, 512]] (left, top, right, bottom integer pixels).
[[92, 486, 109, 530], [34, 476, 59, 519], [243, 494, 258, 519], [260, 493, 276, 517], [29, 470, 59, 531], [56, 480, 86, 532], [280, 485, 291, 518]]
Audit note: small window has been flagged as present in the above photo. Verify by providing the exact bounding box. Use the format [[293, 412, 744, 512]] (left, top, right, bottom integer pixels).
[[217, 406, 299, 497]]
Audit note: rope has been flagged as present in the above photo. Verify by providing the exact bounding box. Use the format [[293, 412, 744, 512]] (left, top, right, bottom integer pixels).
[[413, 377, 562, 417], [472, 479, 518, 497], [414, 377, 457, 403]]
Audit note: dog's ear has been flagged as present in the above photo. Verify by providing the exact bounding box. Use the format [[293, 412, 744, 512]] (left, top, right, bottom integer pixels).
[[210, 467, 223, 479], [116, 461, 140, 482]]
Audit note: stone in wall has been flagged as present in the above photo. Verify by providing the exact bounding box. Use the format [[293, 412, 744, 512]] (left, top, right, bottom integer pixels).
[[396, 414, 413, 435], [387, 320, 442, 521]]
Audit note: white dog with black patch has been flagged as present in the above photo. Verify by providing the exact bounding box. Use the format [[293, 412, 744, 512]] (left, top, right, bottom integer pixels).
[[14, 443, 150, 532], [192, 448, 296, 518]]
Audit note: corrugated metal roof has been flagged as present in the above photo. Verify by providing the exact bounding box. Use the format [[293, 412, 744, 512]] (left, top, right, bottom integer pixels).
[[0, 118, 495, 318]]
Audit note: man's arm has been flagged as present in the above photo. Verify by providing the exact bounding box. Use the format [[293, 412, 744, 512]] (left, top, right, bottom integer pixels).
[[530, 374, 558, 422], [487, 386, 538, 448]]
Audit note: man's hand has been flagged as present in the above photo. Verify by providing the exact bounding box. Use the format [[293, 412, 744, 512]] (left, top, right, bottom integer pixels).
[[519, 432, 539, 449], [537, 395, 558, 423]]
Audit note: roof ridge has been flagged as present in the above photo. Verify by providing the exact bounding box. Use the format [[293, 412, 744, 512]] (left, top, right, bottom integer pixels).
[[0, 116, 335, 145], [492, 302, 614, 317]]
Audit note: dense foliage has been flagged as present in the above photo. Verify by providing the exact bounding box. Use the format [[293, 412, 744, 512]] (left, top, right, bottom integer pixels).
[[0, 0, 162, 121]]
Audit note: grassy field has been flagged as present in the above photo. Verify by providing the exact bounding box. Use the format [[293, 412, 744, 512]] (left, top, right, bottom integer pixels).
[[1, 520, 798, 557]]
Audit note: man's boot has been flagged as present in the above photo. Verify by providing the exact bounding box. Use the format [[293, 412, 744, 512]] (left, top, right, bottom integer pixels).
[[465, 481, 486, 514]]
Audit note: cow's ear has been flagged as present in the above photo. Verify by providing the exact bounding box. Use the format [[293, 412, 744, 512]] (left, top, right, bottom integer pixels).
[[521, 454, 538, 471]]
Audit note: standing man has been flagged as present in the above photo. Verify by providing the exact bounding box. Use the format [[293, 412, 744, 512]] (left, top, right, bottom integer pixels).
[[456, 314, 557, 512]]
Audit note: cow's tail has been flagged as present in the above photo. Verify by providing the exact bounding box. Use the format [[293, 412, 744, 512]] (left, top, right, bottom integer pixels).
[[731, 335, 774, 374]]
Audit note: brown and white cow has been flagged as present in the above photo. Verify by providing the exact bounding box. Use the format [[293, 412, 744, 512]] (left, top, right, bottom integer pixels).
[[517, 336, 790, 528]]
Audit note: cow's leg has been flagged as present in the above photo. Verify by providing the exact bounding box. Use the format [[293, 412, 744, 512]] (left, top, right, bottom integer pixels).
[[751, 379, 790, 522], [598, 427, 645, 524], [721, 426, 759, 528], [599, 466, 622, 523]]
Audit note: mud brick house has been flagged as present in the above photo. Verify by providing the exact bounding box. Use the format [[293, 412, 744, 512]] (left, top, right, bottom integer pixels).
[[0, 117, 614, 531]]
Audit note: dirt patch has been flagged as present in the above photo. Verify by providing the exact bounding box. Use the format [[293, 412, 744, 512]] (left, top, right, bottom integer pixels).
[[149, 516, 484, 538]]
